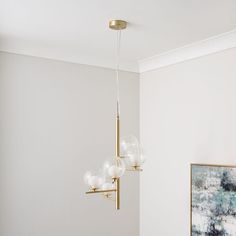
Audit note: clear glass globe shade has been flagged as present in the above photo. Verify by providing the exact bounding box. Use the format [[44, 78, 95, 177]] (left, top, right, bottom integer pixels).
[[120, 135, 140, 157], [83, 171, 104, 190], [101, 182, 114, 190], [126, 154, 146, 168], [102, 161, 111, 178], [88, 176, 104, 189], [103, 158, 125, 179]]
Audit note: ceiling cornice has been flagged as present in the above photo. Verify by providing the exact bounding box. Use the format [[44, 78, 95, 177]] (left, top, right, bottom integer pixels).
[[1, 29, 236, 74], [0, 49, 139, 73], [138, 29, 236, 73]]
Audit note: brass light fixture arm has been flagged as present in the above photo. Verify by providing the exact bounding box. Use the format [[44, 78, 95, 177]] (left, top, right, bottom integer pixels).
[[126, 168, 143, 172], [86, 189, 117, 194]]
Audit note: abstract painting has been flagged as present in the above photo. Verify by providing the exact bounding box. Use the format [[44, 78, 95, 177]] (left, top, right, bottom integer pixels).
[[191, 164, 236, 236]]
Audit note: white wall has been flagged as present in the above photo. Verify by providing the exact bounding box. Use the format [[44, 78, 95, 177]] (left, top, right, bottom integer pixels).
[[3, 44, 235, 236], [0, 52, 139, 236], [140, 48, 236, 236]]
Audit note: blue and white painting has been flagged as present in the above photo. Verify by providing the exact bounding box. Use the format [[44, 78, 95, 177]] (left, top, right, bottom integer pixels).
[[191, 164, 236, 236]]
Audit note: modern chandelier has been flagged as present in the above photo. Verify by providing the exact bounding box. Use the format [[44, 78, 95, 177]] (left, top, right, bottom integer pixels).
[[83, 20, 145, 210]]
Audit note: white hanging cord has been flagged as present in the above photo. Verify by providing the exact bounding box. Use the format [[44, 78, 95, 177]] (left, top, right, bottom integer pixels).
[[116, 30, 121, 117]]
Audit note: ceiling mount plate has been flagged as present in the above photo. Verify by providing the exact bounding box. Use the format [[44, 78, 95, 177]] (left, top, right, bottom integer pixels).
[[109, 20, 127, 30]]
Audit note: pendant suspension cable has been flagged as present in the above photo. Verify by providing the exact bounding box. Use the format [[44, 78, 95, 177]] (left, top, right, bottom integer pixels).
[[116, 30, 121, 117]]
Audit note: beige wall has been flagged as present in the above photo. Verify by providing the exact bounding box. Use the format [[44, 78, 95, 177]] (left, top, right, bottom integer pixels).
[[140, 48, 236, 236], [0, 52, 139, 236]]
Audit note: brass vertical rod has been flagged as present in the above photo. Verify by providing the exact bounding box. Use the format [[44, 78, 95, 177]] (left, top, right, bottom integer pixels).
[[116, 112, 120, 157], [115, 105, 120, 210], [115, 178, 120, 210]]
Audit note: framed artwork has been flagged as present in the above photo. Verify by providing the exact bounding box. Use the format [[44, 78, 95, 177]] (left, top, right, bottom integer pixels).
[[191, 164, 236, 236]]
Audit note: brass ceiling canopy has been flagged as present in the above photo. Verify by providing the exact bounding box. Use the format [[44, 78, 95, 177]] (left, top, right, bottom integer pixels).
[[109, 20, 127, 30]]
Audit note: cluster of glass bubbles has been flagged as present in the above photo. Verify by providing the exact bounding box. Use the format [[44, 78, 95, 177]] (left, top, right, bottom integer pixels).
[[84, 135, 146, 191]]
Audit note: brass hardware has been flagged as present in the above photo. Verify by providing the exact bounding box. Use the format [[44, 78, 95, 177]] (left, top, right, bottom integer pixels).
[[86, 189, 116, 194], [109, 20, 127, 30], [126, 165, 143, 171], [116, 115, 120, 158], [126, 167, 143, 172], [103, 193, 112, 198], [115, 114, 120, 210], [133, 166, 142, 171], [115, 178, 120, 210]]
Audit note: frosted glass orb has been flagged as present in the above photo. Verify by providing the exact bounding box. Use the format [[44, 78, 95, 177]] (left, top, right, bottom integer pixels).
[[126, 153, 146, 168], [103, 158, 125, 179], [103, 161, 111, 177], [120, 135, 140, 157], [87, 176, 104, 190], [83, 171, 104, 190], [101, 182, 114, 191], [108, 165, 121, 178]]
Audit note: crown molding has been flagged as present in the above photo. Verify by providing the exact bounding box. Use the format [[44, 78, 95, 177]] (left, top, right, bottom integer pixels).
[[0, 49, 139, 73], [0, 36, 139, 73], [138, 29, 236, 73], [1, 29, 236, 74]]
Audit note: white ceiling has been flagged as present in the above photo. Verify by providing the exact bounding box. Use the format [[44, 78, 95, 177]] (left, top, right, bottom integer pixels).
[[1, 0, 236, 72]]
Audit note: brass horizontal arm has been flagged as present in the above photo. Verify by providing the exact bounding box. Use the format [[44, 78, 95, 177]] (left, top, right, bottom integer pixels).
[[86, 189, 117, 194], [126, 168, 143, 172]]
